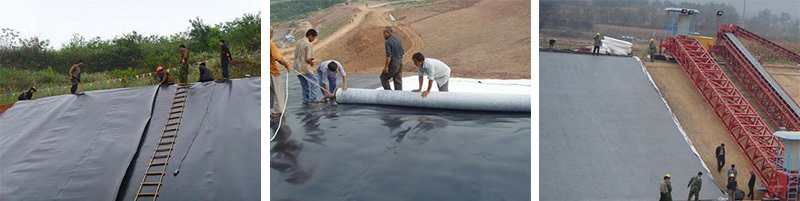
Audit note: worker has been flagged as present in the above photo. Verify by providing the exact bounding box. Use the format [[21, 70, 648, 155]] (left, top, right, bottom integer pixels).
[[155, 66, 174, 86], [179, 44, 189, 83], [219, 39, 233, 81], [380, 26, 405, 91], [17, 87, 37, 101], [294, 29, 319, 105], [592, 32, 603, 56], [727, 174, 737, 201], [411, 52, 451, 98], [548, 38, 557, 51], [69, 60, 84, 94], [747, 170, 756, 200], [649, 38, 657, 62], [271, 27, 291, 117], [317, 60, 348, 100], [727, 164, 738, 180], [687, 172, 702, 201], [198, 62, 214, 82], [716, 143, 726, 172], [660, 174, 672, 201]]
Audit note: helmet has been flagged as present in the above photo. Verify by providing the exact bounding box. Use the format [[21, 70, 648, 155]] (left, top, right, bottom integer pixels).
[[155, 66, 164, 74], [596, 32, 600, 36], [665, 174, 671, 178], [650, 38, 654, 42], [730, 174, 735, 177], [30, 87, 37, 92]]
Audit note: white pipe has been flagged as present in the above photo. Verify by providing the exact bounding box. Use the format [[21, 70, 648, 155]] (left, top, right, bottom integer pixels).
[[335, 88, 530, 112]]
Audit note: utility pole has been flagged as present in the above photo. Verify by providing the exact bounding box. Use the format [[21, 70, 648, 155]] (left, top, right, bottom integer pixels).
[[742, 0, 746, 26], [716, 11, 724, 32]]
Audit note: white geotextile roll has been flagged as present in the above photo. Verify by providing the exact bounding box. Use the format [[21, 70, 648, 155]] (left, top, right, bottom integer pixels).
[[335, 88, 530, 112], [602, 36, 633, 56]]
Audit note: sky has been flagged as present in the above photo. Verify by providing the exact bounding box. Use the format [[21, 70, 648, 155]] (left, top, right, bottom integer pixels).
[[670, 0, 800, 20], [0, 0, 260, 49], [547, 0, 800, 20]]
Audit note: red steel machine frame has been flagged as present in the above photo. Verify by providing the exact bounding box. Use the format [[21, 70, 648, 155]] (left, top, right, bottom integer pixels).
[[715, 29, 800, 132], [715, 23, 800, 199], [663, 35, 785, 195], [721, 24, 800, 64]]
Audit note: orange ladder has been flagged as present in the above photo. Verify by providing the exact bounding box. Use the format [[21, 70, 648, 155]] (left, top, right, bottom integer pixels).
[[135, 84, 189, 201]]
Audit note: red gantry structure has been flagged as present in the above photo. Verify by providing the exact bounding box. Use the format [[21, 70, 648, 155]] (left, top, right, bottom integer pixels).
[[661, 18, 800, 199], [662, 35, 785, 198], [715, 24, 800, 132], [719, 24, 800, 64], [714, 23, 800, 200]]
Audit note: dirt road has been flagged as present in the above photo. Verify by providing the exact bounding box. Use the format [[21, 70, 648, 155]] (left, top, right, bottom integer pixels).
[[277, 2, 425, 74], [273, 0, 530, 79], [314, 4, 370, 53]]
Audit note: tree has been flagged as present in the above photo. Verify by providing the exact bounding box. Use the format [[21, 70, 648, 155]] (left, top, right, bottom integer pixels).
[[188, 17, 223, 53], [223, 12, 261, 52]]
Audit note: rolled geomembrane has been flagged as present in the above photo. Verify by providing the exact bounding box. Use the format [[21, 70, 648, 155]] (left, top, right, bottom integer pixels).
[[335, 88, 530, 112]]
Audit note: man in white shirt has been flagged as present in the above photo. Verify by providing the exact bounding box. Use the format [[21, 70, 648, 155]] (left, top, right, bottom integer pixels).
[[411, 52, 451, 98], [317, 60, 348, 100]]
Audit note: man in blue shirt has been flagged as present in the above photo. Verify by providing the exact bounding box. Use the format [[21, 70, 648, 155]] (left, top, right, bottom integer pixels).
[[380, 26, 404, 90]]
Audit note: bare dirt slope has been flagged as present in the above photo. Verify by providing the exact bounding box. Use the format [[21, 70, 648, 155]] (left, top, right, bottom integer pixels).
[[275, 2, 419, 72], [645, 60, 764, 199], [767, 66, 800, 105], [271, 3, 362, 53], [407, 0, 531, 79], [312, 7, 420, 74], [277, 0, 530, 79], [0, 103, 12, 115], [393, 0, 480, 24]]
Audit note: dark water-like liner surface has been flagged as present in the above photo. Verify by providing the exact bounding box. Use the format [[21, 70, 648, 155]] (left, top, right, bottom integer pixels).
[[269, 73, 531, 201]]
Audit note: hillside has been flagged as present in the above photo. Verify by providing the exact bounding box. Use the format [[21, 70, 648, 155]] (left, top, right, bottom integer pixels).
[[272, 0, 531, 79]]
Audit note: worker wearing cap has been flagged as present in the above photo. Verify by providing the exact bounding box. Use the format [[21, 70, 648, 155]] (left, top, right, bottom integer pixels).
[[748, 170, 756, 200], [155, 66, 174, 86], [592, 33, 603, 56], [660, 174, 672, 201], [649, 38, 657, 62], [727, 173, 737, 200], [17, 87, 37, 101], [687, 172, 702, 201]]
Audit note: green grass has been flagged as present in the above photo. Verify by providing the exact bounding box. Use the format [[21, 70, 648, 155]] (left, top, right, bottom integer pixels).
[[317, 15, 352, 41], [270, 0, 347, 22], [385, 0, 435, 8], [0, 51, 260, 105]]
